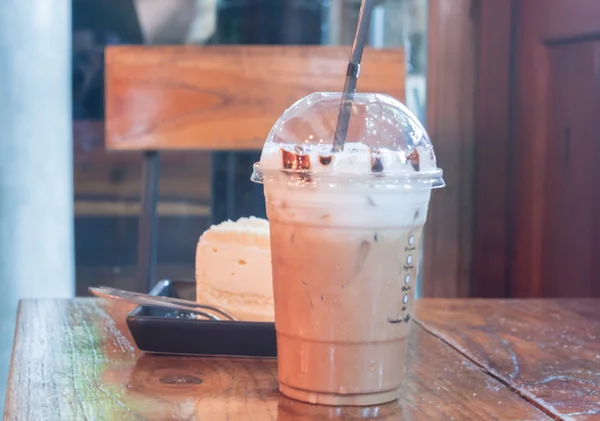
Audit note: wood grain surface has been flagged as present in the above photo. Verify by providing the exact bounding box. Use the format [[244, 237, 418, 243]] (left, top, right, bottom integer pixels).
[[4, 299, 550, 420], [105, 46, 405, 151], [416, 299, 600, 420]]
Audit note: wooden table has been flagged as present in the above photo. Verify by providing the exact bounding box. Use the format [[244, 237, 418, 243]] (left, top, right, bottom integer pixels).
[[4, 299, 599, 420]]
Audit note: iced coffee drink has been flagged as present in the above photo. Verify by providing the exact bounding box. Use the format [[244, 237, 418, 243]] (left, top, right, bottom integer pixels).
[[251, 93, 444, 406]]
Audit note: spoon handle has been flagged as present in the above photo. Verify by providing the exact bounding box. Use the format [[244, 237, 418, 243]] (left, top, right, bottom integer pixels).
[[89, 286, 238, 321]]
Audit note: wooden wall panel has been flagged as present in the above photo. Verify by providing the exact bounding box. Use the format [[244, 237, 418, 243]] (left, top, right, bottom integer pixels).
[[511, 0, 550, 297], [424, 0, 477, 297], [471, 0, 514, 297], [425, 0, 600, 299], [542, 41, 600, 297], [511, 0, 600, 297], [466, 0, 600, 298]]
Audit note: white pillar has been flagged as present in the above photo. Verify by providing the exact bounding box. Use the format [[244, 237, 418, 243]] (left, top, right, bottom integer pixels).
[[0, 0, 73, 407]]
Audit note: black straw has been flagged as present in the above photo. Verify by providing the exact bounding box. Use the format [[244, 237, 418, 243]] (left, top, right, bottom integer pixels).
[[332, 0, 376, 153]]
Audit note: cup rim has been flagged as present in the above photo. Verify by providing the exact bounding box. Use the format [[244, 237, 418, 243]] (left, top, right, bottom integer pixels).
[[251, 163, 446, 190]]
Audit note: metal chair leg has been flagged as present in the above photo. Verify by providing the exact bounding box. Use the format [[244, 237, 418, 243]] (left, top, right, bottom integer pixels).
[[210, 151, 236, 224], [136, 151, 160, 292], [210, 151, 266, 224]]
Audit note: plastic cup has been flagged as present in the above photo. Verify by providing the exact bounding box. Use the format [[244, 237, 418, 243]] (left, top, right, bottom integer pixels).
[[251, 92, 444, 406]]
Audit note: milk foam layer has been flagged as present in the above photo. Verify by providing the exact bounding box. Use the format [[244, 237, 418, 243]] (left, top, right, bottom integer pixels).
[[259, 143, 434, 228]]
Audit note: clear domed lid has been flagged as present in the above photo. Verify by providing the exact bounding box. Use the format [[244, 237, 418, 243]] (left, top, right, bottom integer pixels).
[[252, 92, 444, 189]]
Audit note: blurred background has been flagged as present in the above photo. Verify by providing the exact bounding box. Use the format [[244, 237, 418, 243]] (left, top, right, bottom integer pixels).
[[2, 0, 599, 412], [69, 0, 427, 296]]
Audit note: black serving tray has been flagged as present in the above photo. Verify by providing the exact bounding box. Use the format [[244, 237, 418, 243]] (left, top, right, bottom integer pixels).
[[127, 280, 277, 357]]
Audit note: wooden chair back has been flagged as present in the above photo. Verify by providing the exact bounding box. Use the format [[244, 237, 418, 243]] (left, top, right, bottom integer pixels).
[[105, 45, 405, 151], [103, 45, 405, 292]]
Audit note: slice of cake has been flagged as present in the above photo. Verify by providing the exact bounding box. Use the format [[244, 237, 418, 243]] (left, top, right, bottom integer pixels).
[[195, 217, 274, 322]]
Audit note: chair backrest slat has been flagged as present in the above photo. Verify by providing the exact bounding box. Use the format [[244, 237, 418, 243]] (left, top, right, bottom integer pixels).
[[105, 46, 405, 151]]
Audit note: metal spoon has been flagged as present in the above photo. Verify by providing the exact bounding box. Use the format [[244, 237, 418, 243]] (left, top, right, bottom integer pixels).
[[89, 286, 238, 321]]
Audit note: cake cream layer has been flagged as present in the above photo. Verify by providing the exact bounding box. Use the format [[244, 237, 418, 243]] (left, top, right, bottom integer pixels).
[[195, 217, 274, 322]]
